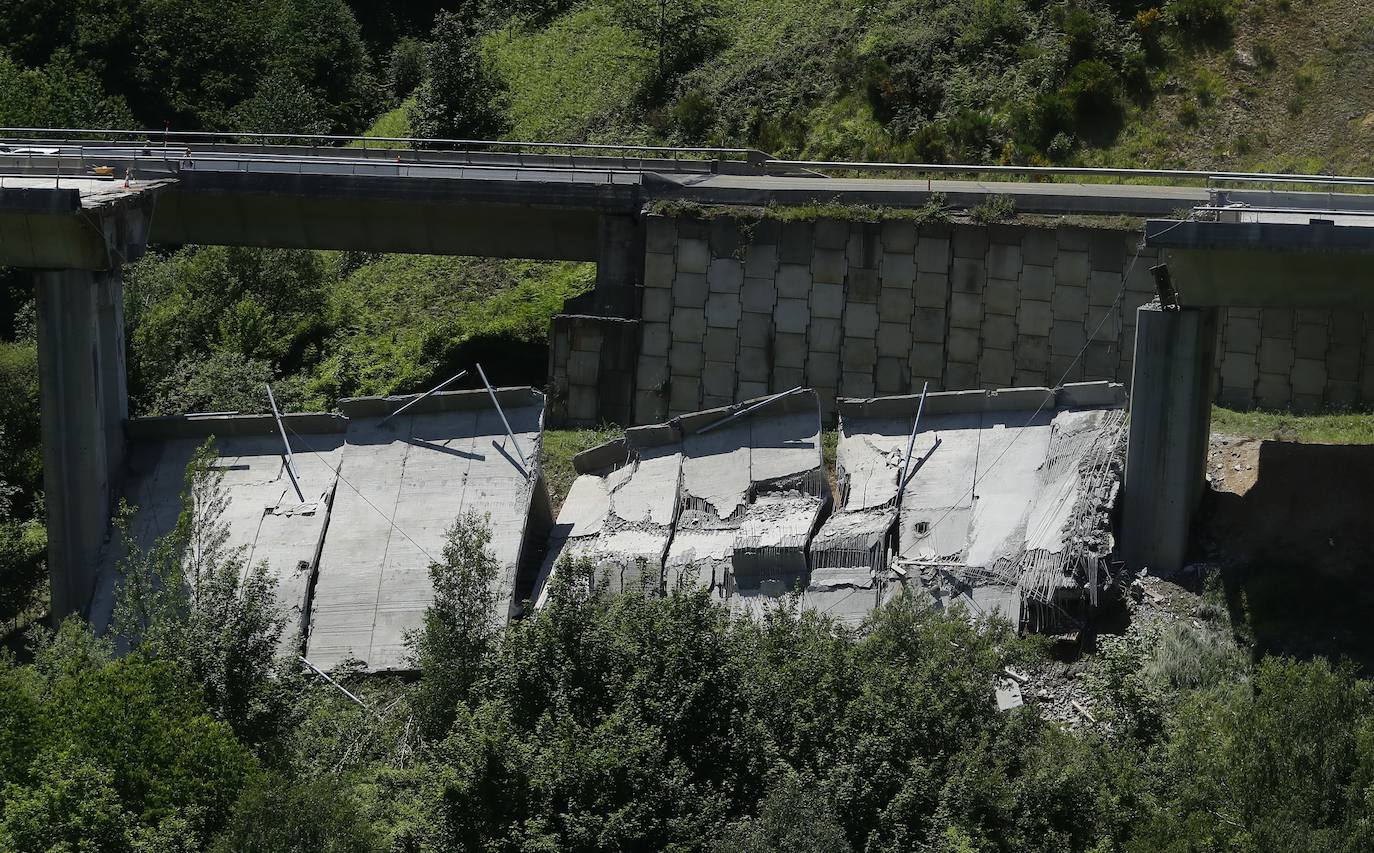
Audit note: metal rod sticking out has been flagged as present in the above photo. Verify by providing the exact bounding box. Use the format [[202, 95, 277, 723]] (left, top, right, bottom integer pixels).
[[897, 382, 930, 500], [696, 386, 805, 434], [265, 382, 305, 502], [299, 657, 371, 712], [475, 363, 527, 464], [381, 369, 468, 423]]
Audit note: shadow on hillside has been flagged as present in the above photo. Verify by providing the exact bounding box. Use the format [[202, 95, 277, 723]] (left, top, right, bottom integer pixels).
[[1193, 440, 1374, 671], [438, 334, 550, 390]]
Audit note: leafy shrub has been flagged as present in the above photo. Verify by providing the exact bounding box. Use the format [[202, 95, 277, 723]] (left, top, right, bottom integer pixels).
[[1, 619, 257, 846], [1065, 59, 1124, 124], [1165, 0, 1234, 42], [970, 194, 1017, 223], [387, 37, 427, 101], [210, 774, 378, 853], [717, 772, 850, 853], [142, 352, 312, 417], [409, 11, 507, 141]]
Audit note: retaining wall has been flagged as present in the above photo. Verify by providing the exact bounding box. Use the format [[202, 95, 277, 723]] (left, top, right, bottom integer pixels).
[[551, 213, 1374, 426]]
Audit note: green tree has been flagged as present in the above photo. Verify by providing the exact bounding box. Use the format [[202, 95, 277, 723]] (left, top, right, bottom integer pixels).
[[229, 65, 332, 137], [258, 0, 377, 134], [210, 773, 379, 853], [0, 341, 46, 623], [407, 11, 507, 141], [612, 0, 725, 92], [0, 50, 134, 127], [717, 772, 850, 853], [1135, 657, 1374, 852], [113, 442, 297, 755], [123, 246, 330, 415], [5, 618, 257, 846], [408, 511, 502, 740], [386, 37, 427, 102], [0, 749, 136, 853]]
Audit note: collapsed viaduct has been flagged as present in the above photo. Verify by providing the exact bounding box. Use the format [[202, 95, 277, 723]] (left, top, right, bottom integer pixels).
[[2, 130, 1372, 621]]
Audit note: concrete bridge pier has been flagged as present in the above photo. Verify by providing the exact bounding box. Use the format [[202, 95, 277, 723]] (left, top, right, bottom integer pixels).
[[590, 213, 644, 316], [36, 266, 131, 618], [0, 181, 157, 620], [1122, 303, 1219, 576]]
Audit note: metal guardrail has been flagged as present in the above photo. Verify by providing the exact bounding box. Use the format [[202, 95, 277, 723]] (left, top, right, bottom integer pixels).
[[0, 126, 763, 161], [763, 158, 1374, 192], [6, 127, 1374, 207]]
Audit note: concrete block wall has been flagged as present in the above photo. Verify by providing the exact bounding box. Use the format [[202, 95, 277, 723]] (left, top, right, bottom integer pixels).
[[1214, 307, 1374, 412], [547, 315, 639, 427], [553, 214, 1374, 427], [636, 215, 1163, 424]]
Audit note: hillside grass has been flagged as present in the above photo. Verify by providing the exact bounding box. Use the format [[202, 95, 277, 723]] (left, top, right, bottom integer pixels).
[[1092, 0, 1374, 174], [484, 4, 653, 143], [485, 0, 1374, 174], [309, 255, 594, 402], [1211, 405, 1374, 444], [347, 99, 413, 145], [540, 426, 622, 513]]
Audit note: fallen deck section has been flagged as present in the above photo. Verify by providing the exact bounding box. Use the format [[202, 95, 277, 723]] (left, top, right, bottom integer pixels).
[[821, 383, 1126, 631], [306, 388, 550, 672], [534, 390, 830, 613], [90, 413, 348, 652]]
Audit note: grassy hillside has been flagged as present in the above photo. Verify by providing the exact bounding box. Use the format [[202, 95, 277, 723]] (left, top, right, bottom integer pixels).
[[1096, 0, 1374, 173], [123, 249, 594, 417], [483, 0, 1374, 173]]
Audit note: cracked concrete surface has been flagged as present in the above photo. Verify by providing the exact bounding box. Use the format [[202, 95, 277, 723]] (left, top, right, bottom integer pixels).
[[823, 383, 1127, 630]]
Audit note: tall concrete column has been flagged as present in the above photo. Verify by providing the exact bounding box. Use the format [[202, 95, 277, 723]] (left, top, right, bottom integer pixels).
[[35, 266, 127, 619], [1122, 304, 1218, 575], [592, 213, 643, 317]]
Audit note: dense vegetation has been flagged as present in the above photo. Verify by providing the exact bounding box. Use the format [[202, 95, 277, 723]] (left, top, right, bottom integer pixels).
[[4, 462, 1374, 851]]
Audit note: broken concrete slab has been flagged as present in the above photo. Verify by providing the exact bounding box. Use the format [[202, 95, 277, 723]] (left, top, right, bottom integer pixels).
[[822, 383, 1126, 631], [537, 390, 830, 614], [305, 388, 550, 673], [89, 413, 348, 655]]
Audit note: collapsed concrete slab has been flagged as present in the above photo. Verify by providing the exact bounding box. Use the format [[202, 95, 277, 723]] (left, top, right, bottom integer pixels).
[[533, 390, 830, 613], [824, 383, 1126, 632], [90, 387, 551, 673], [306, 388, 550, 672], [90, 413, 348, 654]]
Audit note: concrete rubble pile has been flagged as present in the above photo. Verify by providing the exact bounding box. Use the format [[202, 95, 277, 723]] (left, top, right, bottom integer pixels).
[[91, 388, 552, 672], [539, 384, 1126, 630], [535, 390, 832, 614], [824, 383, 1127, 632]]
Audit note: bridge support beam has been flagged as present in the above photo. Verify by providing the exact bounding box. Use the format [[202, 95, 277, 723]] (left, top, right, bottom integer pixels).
[[591, 213, 643, 317], [1123, 303, 1218, 576], [36, 266, 130, 619]]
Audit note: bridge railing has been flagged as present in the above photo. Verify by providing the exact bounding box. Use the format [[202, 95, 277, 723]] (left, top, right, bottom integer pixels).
[[0, 126, 769, 175], [762, 158, 1374, 194], [6, 126, 1374, 203]]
